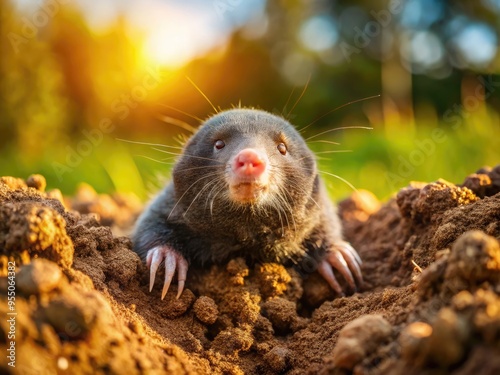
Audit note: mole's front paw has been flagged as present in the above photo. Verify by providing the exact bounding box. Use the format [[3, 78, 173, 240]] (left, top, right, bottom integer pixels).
[[146, 245, 188, 299], [317, 241, 363, 296]]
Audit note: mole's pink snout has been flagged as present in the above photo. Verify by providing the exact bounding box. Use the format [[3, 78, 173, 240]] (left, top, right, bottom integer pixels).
[[232, 148, 267, 179]]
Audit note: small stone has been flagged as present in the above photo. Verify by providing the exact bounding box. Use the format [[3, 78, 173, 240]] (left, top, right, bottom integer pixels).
[[302, 273, 335, 308], [400, 309, 470, 368], [159, 289, 196, 319], [444, 231, 500, 292], [17, 259, 63, 295], [26, 174, 47, 192], [262, 297, 298, 334], [193, 296, 219, 325], [400, 322, 432, 365], [427, 308, 470, 366], [128, 320, 144, 335], [452, 290, 475, 311], [264, 346, 291, 372], [332, 314, 392, 369], [44, 290, 114, 339], [211, 327, 253, 356]]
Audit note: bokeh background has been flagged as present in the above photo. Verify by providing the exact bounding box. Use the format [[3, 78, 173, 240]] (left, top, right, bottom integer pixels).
[[1, 0, 499, 201]]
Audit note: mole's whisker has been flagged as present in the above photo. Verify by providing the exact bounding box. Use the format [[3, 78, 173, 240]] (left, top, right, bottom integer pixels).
[[317, 169, 359, 193], [157, 115, 197, 133], [175, 165, 222, 173], [307, 140, 341, 146], [136, 155, 174, 165], [167, 172, 221, 221], [186, 76, 219, 114], [205, 179, 225, 217], [150, 147, 181, 155], [156, 103, 204, 123], [314, 156, 331, 161], [313, 150, 353, 155], [152, 148, 224, 163], [209, 187, 224, 219], [281, 86, 296, 117], [282, 164, 359, 194], [287, 74, 311, 119], [305, 126, 373, 141], [116, 138, 183, 149], [299, 94, 380, 132], [184, 176, 221, 217]]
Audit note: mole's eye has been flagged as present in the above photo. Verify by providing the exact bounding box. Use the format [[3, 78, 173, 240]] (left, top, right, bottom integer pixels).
[[214, 140, 225, 150], [277, 143, 287, 155]]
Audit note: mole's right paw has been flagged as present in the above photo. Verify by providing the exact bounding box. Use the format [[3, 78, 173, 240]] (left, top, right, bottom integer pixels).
[[146, 245, 188, 300], [317, 241, 363, 296]]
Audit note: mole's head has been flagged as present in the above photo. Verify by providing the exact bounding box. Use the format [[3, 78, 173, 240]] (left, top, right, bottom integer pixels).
[[173, 108, 317, 212]]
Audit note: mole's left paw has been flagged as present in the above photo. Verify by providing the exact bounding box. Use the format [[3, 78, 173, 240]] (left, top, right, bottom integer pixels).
[[317, 241, 363, 295], [146, 245, 189, 300]]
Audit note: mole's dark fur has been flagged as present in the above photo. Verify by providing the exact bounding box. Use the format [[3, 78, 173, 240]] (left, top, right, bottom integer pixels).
[[133, 108, 346, 269]]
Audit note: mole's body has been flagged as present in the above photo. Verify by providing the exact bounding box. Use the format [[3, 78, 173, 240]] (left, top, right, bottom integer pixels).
[[133, 109, 362, 299]]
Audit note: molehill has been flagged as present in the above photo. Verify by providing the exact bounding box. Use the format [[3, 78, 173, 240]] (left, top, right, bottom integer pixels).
[[1, 166, 499, 374]]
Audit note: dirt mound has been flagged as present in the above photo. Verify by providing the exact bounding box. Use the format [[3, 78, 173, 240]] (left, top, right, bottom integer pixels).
[[1, 166, 499, 374]]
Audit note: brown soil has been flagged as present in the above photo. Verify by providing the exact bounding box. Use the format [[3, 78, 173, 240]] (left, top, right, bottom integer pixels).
[[1, 166, 499, 375]]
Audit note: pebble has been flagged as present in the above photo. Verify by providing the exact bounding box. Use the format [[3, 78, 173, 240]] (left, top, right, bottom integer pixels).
[[264, 346, 291, 372], [332, 314, 392, 369], [193, 296, 219, 325], [17, 259, 63, 295], [26, 174, 47, 192]]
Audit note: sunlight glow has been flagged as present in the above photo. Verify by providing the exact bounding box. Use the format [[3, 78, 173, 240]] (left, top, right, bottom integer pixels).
[[143, 20, 216, 67], [15, 0, 267, 68], [130, 3, 227, 67]]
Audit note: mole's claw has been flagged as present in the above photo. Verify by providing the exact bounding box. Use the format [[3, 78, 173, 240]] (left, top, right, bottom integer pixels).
[[337, 242, 363, 286], [146, 245, 188, 299], [326, 251, 356, 291], [318, 259, 344, 296], [318, 241, 363, 294], [145, 246, 189, 299], [176, 257, 189, 299], [161, 251, 176, 300], [148, 247, 163, 292], [341, 241, 362, 265]]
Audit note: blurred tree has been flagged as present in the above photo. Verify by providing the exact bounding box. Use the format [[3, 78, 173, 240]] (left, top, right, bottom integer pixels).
[[0, 0, 68, 160]]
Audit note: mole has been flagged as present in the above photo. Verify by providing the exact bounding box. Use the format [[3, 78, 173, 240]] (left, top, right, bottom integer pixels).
[[132, 108, 363, 299]]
